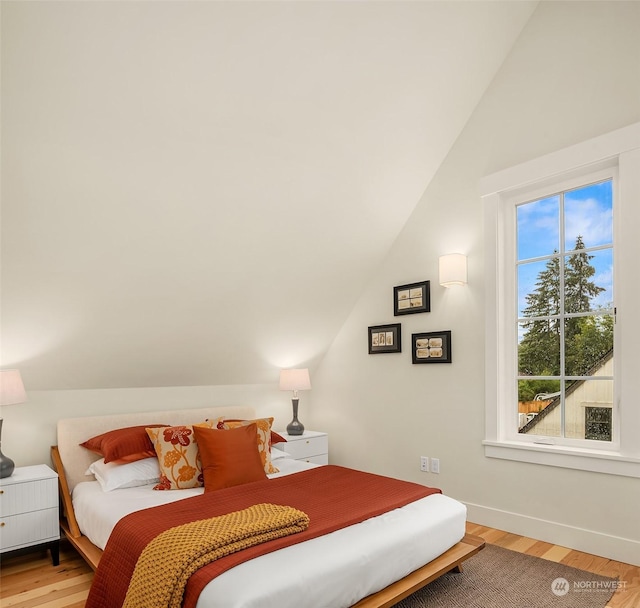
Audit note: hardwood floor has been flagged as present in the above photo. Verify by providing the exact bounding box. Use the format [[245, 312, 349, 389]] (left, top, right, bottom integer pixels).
[[465, 522, 640, 608], [0, 542, 91, 608], [1, 523, 638, 607]]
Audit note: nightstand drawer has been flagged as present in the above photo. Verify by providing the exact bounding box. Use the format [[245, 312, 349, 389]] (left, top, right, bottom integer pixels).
[[283, 435, 328, 460], [301, 453, 329, 466], [0, 508, 59, 552], [0, 476, 58, 517], [0, 465, 60, 563]]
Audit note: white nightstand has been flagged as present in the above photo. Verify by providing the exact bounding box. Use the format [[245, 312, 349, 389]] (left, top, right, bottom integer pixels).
[[0, 464, 60, 565], [275, 430, 328, 465]]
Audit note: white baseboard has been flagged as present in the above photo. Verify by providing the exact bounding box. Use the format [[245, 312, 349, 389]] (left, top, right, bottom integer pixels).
[[464, 502, 640, 567]]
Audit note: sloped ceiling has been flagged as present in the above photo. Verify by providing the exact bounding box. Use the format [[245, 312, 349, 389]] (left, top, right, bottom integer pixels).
[[0, 1, 537, 390]]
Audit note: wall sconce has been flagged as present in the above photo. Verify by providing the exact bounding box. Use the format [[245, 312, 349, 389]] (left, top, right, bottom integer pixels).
[[439, 253, 467, 287]]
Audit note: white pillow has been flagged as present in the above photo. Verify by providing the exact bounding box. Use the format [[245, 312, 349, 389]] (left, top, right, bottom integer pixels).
[[87, 457, 161, 492], [270, 448, 291, 460]]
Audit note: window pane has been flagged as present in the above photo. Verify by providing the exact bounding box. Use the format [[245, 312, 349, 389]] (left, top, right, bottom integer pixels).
[[517, 196, 559, 261], [518, 259, 560, 318], [563, 249, 613, 313], [517, 382, 561, 437], [564, 180, 613, 249], [564, 316, 613, 376], [518, 321, 560, 376], [564, 380, 613, 441], [585, 406, 613, 442]]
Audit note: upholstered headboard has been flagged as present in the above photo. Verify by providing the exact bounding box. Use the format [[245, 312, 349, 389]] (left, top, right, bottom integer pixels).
[[56, 406, 256, 493]]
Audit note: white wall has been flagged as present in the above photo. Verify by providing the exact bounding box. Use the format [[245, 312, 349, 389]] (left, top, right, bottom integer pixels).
[[0, 1, 534, 391], [309, 1, 640, 565], [2, 383, 291, 470]]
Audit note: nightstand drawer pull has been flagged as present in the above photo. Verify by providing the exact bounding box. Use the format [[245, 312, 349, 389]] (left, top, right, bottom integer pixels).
[[0, 490, 4, 494], [0, 522, 5, 527]]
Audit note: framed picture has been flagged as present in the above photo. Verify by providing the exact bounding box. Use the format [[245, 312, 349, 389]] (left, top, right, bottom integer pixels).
[[368, 323, 402, 354], [411, 330, 451, 364], [394, 281, 430, 315]]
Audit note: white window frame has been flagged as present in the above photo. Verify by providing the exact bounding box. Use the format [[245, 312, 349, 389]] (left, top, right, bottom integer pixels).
[[480, 122, 640, 478], [507, 166, 617, 449]]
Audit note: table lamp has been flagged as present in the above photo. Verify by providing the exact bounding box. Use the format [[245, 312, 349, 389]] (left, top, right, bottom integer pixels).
[[279, 368, 311, 436], [0, 369, 26, 478]]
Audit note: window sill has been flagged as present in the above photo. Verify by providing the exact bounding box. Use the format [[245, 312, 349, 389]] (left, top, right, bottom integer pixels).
[[483, 440, 640, 478]]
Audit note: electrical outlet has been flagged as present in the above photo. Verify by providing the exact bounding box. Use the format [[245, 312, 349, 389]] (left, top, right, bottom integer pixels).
[[420, 456, 429, 472], [430, 458, 440, 474]]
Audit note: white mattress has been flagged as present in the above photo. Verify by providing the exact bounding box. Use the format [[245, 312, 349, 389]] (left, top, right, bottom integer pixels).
[[73, 458, 466, 608]]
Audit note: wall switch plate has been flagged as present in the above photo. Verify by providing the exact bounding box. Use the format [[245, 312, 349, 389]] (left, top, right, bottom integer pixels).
[[420, 456, 429, 472], [430, 458, 440, 474]]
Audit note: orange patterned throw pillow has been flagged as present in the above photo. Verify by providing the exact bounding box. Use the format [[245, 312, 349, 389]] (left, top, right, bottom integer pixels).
[[146, 419, 219, 490], [217, 417, 280, 474]]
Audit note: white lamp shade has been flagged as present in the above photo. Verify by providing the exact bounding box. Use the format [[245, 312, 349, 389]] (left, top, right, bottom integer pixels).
[[439, 253, 467, 287], [279, 368, 311, 392], [0, 370, 26, 405]]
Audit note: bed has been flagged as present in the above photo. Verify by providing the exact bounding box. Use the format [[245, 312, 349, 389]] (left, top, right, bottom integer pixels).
[[52, 406, 484, 608]]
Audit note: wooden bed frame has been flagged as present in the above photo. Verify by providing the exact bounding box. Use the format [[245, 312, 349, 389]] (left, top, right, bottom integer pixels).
[[52, 406, 484, 608]]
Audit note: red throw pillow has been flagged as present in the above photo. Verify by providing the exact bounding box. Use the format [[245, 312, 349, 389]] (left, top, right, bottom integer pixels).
[[271, 430, 287, 445], [215, 418, 287, 445], [193, 424, 267, 492], [80, 425, 167, 464]]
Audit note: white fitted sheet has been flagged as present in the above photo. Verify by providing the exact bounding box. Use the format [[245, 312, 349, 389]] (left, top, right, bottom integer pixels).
[[72, 457, 315, 550], [73, 459, 466, 608]]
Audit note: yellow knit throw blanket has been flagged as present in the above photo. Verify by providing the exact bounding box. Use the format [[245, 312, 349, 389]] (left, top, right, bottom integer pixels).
[[122, 503, 310, 608]]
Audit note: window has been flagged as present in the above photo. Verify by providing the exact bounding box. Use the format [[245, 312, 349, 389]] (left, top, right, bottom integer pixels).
[[585, 407, 612, 442], [480, 123, 640, 478], [516, 177, 614, 446]]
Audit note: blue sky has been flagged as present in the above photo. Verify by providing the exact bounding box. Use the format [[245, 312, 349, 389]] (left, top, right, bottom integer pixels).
[[516, 180, 613, 318]]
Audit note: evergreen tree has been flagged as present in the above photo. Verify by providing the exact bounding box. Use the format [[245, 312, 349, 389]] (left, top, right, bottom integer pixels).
[[565, 235, 604, 314], [564, 235, 605, 358], [519, 255, 561, 377]]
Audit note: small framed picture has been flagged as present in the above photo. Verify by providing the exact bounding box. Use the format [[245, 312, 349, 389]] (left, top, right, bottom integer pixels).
[[394, 281, 430, 316], [368, 323, 402, 354], [411, 330, 452, 364]]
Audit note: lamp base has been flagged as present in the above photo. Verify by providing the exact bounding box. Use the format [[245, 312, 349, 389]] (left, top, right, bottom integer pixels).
[[0, 451, 14, 478], [0, 419, 14, 478], [286, 398, 305, 436]]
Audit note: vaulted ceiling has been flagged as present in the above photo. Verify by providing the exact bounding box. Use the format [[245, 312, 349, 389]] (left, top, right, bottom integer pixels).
[[1, 1, 537, 390]]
